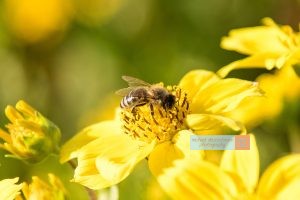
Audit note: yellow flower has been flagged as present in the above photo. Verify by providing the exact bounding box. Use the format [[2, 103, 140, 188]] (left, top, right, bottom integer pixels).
[[4, 0, 73, 43], [226, 66, 300, 128], [218, 18, 300, 77], [0, 100, 61, 163], [22, 174, 67, 200], [60, 70, 262, 189], [0, 174, 67, 200], [155, 134, 300, 200], [0, 178, 23, 200]]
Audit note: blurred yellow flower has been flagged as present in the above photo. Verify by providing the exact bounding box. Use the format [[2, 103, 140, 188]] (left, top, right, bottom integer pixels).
[[60, 70, 262, 189], [226, 66, 300, 128], [156, 134, 300, 200], [0, 178, 23, 200], [73, 0, 124, 26], [0, 100, 61, 163], [0, 174, 67, 200], [218, 18, 300, 77], [4, 0, 73, 43], [22, 174, 67, 200]]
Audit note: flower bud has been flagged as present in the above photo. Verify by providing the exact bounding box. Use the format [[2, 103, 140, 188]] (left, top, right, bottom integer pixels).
[[0, 100, 61, 163], [22, 174, 67, 200]]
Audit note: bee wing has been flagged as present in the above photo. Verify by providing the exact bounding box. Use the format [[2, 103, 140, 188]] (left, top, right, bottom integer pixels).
[[122, 75, 151, 87], [115, 87, 135, 96]]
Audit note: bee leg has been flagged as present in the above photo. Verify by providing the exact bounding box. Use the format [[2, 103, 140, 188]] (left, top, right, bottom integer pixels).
[[149, 103, 159, 125], [131, 107, 139, 120], [149, 103, 154, 117]]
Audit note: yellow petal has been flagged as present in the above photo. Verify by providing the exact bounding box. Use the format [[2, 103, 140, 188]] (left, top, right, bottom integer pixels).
[[277, 66, 300, 100], [257, 154, 300, 199], [5, 106, 23, 123], [73, 130, 154, 189], [0, 178, 23, 200], [0, 128, 12, 143], [221, 26, 288, 55], [60, 120, 121, 163], [225, 96, 281, 129], [148, 130, 204, 177], [186, 114, 246, 134], [273, 179, 300, 200], [15, 100, 36, 118], [178, 70, 219, 101], [148, 140, 184, 177], [191, 78, 263, 114], [217, 53, 284, 77], [220, 134, 259, 194], [156, 158, 239, 200], [73, 158, 111, 189], [172, 130, 205, 159]]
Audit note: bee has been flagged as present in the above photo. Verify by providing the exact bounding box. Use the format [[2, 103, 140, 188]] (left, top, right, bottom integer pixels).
[[116, 76, 176, 112]]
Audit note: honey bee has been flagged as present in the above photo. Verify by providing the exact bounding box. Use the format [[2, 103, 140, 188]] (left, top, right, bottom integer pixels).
[[116, 76, 176, 111]]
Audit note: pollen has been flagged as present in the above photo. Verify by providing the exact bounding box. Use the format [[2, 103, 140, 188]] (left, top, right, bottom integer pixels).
[[120, 86, 190, 143]]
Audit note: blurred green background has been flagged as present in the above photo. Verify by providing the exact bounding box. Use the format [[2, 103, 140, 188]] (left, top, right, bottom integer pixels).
[[0, 0, 299, 199]]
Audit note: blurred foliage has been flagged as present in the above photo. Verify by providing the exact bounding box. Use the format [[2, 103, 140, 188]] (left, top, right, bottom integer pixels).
[[0, 0, 299, 199]]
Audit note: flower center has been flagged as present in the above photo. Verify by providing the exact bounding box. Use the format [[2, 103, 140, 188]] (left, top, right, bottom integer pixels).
[[120, 86, 189, 143]]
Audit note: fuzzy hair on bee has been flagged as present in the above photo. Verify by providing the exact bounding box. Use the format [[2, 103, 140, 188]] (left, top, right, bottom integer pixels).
[[116, 76, 176, 110]]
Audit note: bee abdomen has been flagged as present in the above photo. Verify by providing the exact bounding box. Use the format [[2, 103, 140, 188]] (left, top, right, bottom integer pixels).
[[120, 88, 150, 109], [120, 95, 135, 108]]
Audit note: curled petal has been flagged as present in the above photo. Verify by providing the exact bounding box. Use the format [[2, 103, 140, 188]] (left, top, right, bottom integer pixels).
[[191, 78, 263, 114], [217, 53, 284, 77], [221, 26, 288, 55], [72, 129, 154, 189]]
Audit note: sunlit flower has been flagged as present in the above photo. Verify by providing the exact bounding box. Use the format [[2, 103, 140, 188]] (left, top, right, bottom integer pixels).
[[226, 66, 300, 128], [155, 134, 300, 199], [21, 174, 67, 200], [0, 178, 23, 200], [0, 100, 61, 163], [60, 70, 262, 189], [4, 0, 73, 43], [218, 18, 300, 77]]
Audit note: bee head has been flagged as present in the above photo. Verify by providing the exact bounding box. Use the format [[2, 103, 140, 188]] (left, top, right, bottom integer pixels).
[[163, 94, 176, 109], [153, 87, 176, 109]]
